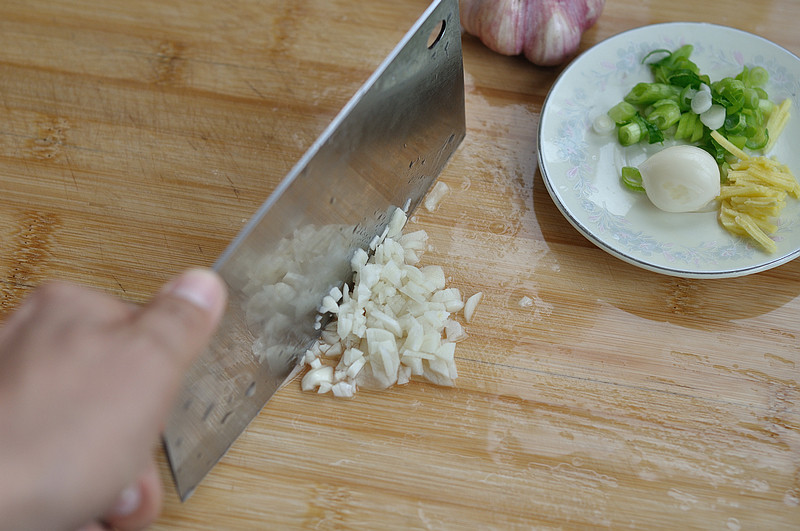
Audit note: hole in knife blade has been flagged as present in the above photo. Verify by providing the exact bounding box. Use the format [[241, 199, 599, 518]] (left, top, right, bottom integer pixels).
[[427, 19, 446, 49]]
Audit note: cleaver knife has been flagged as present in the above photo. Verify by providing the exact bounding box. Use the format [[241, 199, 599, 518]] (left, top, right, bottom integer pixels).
[[163, 0, 465, 501]]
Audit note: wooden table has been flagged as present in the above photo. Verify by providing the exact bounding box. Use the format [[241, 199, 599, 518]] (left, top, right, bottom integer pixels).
[[2, 0, 799, 528]]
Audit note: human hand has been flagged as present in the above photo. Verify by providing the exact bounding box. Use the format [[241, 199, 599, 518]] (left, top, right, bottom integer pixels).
[[0, 269, 227, 531]]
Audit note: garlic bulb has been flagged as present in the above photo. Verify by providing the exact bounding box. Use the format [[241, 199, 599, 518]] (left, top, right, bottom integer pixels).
[[460, 0, 606, 66]]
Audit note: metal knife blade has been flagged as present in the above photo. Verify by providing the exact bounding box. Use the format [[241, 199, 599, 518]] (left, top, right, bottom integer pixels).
[[163, 0, 465, 501]]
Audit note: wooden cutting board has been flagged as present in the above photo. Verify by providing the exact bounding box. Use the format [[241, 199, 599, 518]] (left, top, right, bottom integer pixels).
[[2, 0, 799, 528]]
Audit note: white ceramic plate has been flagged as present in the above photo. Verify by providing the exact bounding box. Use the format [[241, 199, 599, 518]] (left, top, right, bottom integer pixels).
[[538, 23, 800, 278]]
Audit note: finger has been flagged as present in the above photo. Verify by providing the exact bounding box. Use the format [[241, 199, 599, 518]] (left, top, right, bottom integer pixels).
[[101, 459, 163, 531], [0, 282, 102, 345], [132, 268, 227, 373]]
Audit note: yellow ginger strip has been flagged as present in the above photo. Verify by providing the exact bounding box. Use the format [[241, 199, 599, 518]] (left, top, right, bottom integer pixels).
[[744, 165, 798, 193], [711, 130, 749, 160], [734, 156, 785, 170], [718, 184, 779, 199], [714, 149, 799, 253], [730, 203, 783, 218], [734, 214, 778, 253], [765, 98, 792, 153], [711, 105, 798, 252], [729, 196, 783, 209], [720, 201, 778, 233]]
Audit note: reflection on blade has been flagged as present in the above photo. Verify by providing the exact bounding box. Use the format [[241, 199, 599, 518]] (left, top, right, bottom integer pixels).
[[163, 0, 465, 501]]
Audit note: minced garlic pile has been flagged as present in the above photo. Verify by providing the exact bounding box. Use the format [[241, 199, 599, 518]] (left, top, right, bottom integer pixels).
[[301, 208, 481, 398]]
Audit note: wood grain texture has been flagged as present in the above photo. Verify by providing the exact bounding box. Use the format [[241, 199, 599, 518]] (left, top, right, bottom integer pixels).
[[1, 0, 799, 529]]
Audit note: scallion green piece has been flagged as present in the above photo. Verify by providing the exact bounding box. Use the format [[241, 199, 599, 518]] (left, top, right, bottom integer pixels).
[[647, 99, 681, 130], [690, 119, 705, 143], [608, 101, 637, 124], [618, 121, 643, 146], [712, 77, 746, 114], [745, 127, 769, 150], [743, 88, 760, 109], [679, 85, 697, 112], [726, 134, 747, 149], [749, 66, 769, 87], [724, 112, 747, 135], [674, 111, 698, 140], [624, 82, 679, 106], [635, 113, 665, 144], [621, 166, 645, 192]]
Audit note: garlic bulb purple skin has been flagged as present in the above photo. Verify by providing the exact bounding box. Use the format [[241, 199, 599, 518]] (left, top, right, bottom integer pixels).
[[460, 0, 606, 66]]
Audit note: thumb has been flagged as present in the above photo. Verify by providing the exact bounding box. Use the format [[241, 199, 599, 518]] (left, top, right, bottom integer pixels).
[[134, 269, 228, 372], [100, 459, 162, 531]]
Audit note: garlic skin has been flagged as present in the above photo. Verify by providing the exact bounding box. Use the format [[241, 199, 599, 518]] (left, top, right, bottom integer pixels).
[[460, 0, 606, 66]]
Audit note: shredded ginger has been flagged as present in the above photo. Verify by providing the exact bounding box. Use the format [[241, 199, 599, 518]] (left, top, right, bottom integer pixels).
[[301, 208, 479, 398], [712, 131, 800, 253]]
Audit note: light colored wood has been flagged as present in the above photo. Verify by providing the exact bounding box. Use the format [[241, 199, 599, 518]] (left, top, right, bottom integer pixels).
[[2, 0, 799, 528]]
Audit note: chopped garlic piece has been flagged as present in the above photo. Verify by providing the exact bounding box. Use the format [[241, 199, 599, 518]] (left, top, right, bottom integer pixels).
[[464, 292, 483, 323], [301, 366, 333, 392], [386, 207, 406, 239], [424, 181, 450, 212], [444, 319, 467, 342], [319, 295, 339, 314], [300, 208, 468, 397], [331, 381, 355, 398]]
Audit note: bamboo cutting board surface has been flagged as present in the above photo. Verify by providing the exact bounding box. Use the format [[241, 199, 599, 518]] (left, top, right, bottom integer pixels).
[[2, 0, 799, 528]]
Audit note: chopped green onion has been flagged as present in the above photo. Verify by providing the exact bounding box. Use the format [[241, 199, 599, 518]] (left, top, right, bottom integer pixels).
[[690, 119, 705, 143], [712, 77, 746, 114], [621, 166, 645, 192], [726, 134, 747, 149], [642, 48, 677, 65], [647, 99, 681, 130], [618, 122, 643, 146], [745, 127, 769, 150], [700, 104, 726, 130], [749, 66, 769, 87], [608, 101, 637, 124], [592, 114, 616, 135], [743, 88, 760, 109], [624, 82, 679, 106], [645, 45, 708, 87], [635, 113, 665, 144], [608, 45, 782, 161], [724, 113, 747, 135], [675, 111, 698, 140], [691, 90, 712, 114], [759, 98, 775, 116], [679, 85, 697, 112]]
